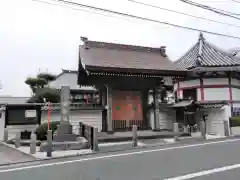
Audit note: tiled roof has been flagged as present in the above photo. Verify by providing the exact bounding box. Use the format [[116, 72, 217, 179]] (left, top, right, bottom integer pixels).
[[79, 37, 185, 74], [171, 100, 194, 107], [175, 33, 240, 70], [49, 69, 96, 91]]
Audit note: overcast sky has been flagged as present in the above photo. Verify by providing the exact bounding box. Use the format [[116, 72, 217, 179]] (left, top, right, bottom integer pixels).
[[0, 0, 240, 96]]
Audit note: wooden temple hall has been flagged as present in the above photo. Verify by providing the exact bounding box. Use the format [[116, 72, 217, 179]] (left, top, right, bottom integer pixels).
[[77, 37, 186, 132]]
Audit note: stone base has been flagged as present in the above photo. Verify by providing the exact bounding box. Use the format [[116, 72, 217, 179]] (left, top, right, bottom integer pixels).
[[53, 123, 77, 142], [40, 137, 88, 152], [53, 134, 77, 142]]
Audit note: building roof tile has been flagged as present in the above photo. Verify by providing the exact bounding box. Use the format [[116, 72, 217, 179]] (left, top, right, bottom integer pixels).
[[175, 33, 240, 70], [79, 37, 185, 74]]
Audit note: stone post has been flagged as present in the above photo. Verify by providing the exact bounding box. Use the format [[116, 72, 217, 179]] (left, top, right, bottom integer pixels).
[[173, 123, 179, 133], [200, 121, 206, 139], [87, 126, 92, 148], [224, 120, 230, 137], [132, 125, 138, 147], [60, 86, 70, 124], [15, 131, 21, 148], [183, 126, 189, 133], [30, 133, 37, 154], [79, 122, 82, 136], [47, 130, 53, 157], [3, 128, 8, 143], [93, 127, 99, 151]]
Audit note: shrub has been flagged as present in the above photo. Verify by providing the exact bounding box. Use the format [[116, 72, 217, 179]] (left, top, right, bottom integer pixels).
[[35, 121, 60, 141], [229, 116, 240, 127]]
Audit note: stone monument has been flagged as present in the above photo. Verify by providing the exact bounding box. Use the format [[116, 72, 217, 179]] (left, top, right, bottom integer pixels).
[[53, 86, 77, 142], [40, 86, 87, 152]]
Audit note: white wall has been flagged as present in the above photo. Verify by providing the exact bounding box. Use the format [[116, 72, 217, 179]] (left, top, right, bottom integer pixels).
[[179, 80, 200, 88], [0, 111, 5, 141], [203, 78, 228, 85], [49, 72, 95, 91], [41, 110, 103, 133], [204, 88, 229, 101], [231, 78, 240, 86], [200, 105, 230, 136], [149, 109, 175, 130], [232, 88, 240, 101]]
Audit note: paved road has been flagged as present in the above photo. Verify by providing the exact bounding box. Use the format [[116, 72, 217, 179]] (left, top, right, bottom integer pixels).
[[1, 138, 240, 180], [0, 144, 35, 165]]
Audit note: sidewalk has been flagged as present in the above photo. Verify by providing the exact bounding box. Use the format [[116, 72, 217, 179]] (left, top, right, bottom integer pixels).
[[0, 143, 35, 165], [98, 130, 190, 143]]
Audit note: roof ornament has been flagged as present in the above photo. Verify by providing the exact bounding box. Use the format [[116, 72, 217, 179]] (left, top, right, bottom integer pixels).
[[160, 46, 167, 57], [196, 32, 204, 67], [80, 36, 89, 49]]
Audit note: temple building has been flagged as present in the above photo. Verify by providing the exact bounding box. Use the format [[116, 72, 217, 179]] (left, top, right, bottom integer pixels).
[[77, 37, 185, 132], [172, 33, 235, 135], [174, 33, 240, 111]]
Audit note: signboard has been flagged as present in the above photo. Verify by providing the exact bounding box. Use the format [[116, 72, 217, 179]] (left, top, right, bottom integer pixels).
[[25, 110, 37, 118]]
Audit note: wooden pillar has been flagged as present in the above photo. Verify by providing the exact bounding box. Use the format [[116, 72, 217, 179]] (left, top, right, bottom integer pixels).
[[153, 87, 160, 131], [228, 74, 233, 117], [200, 78, 204, 101], [100, 87, 108, 132], [106, 85, 113, 133], [141, 89, 149, 129]]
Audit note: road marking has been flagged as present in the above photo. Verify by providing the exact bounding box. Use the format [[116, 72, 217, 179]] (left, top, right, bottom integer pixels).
[[164, 163, 240, 180], [0, 138, 240, 173], [0, 161, 40, 169]]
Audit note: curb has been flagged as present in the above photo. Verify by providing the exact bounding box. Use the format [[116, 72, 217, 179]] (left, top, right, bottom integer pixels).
[[98, 132, 190, 143]]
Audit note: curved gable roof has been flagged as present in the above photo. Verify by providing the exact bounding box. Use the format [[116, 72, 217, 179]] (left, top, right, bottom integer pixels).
[[79, 37, 185, 74], [175, 33, 240, 70]]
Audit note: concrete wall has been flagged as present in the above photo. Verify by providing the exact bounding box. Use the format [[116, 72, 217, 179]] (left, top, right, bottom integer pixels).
[[200, 105, 231, 136], [149, 108, 175, 130], [41, 110, 103, 133]]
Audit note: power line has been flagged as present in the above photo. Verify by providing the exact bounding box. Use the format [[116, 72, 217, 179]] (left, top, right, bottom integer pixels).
[[129, 0, 240, 28], [180, 0, 240, 19], [31, 0, 240, 40], [231, 0, 240, 3]]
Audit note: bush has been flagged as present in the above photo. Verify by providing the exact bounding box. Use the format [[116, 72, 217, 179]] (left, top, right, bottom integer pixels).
[[230, 116, 240, 127], [35, 121, 60, 141]]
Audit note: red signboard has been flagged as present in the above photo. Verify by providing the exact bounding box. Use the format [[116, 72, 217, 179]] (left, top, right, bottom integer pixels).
[[112, 90, 143, 121]]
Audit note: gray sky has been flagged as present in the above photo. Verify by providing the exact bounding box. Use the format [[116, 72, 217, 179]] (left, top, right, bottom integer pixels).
[[0, 0, 240, 96]]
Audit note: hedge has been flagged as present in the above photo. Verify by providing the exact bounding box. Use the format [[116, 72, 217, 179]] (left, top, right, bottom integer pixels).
[[35, 121, 60, 141], [229, 116, 240, 127]]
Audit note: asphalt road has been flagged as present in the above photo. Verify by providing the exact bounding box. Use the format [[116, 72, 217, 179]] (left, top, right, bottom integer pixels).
[[1, 138, 240, 180]]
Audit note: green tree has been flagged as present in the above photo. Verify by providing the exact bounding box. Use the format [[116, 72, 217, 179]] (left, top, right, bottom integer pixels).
[[25, 73, 59, 103]]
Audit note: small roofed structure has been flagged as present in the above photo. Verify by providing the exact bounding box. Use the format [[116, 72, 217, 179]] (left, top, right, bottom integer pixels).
[[78, 37, 186, 132]]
